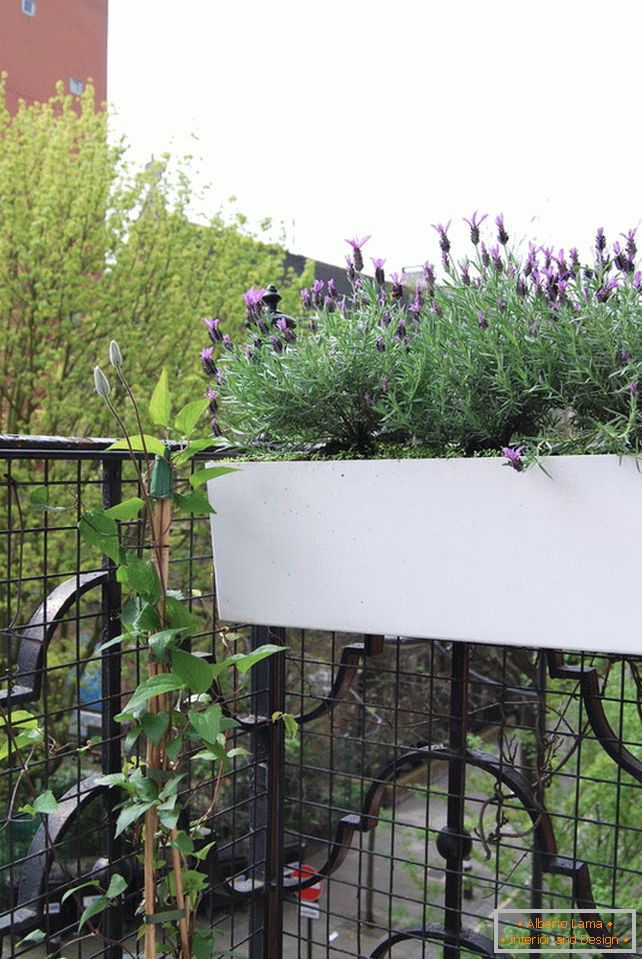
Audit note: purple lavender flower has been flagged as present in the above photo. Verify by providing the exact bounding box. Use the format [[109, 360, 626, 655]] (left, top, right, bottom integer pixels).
[[432, 300, 443, 318], [569, 248, 580, 271], [596, 277, 619, 302], [595, 227, 606, 253], [252, 336, 263, 349], [477, 310, 488, 330], [256, 316, 269, 335], [327, 278, 336, 299], [380, 375, 390, 394], [630, 381, 639, 396], [210, 417, 222, 437], [460, 260, 471, 286], [396, 319, 407, 338], [422, 262, 436, 286], [633, 271, 642, 290], [363, 393, 373, 409], [490, 245, 503, 273], [243, 287, 266, 320], [375, 336, 385, 353], [463, 211, 488, 246], [516, 275, 527, 298], [312, 278, 324, 307], [202, 316, 224, 343], [221, 334, 232, 351], [345, 254, 356, 281], [390, 272, 404, 300], [345, 234, 371, 272], [324, 294, 336, 313], [621, 228, 637, 261], [380, 309, 392, 327], [408, 297, 421, 317], [371, 257, 386, 285], [613, 242, 627, 273], [276, 317, 296, 343], [441, 250, 451, 272], [206, 387, 219, 413], [431, 220, 452, 254], [480, 243, 490, 269], [270, 335, 283, 353], [300, 287, 311, 309], [309, 317, 318, 332], [621, 348, 631, 362], [495, 213, 509, 246], [503, 445, 525, 472], [200, 346, 216, 376]]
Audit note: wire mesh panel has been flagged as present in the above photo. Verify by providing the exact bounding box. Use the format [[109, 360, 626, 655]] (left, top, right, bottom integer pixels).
[[1, 438, 641, 959], [280, 633, 642, 959], [0, 439, 272, 959]]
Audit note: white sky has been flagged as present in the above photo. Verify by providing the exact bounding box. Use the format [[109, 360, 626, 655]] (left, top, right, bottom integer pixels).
[[107, 0, 642, 273]]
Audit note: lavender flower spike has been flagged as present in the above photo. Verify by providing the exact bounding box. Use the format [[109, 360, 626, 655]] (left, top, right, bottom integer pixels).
[[200, 346, 217, 376], [243, 287, 266, 320], [463, 211, 488, 246], [203, 316, 224, 343], [345, 234, 371, 272], [371, 257, 386, 285], [495, 213, 509, 246], [431, 220, 452, 253], [503, 445, 525, 472]]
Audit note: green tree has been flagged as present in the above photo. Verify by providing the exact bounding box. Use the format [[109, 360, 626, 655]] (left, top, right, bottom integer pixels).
[[0, 77, 313, 436]]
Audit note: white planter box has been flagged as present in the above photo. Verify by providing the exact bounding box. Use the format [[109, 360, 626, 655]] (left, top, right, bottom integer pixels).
[[207, 455, 642, 655]]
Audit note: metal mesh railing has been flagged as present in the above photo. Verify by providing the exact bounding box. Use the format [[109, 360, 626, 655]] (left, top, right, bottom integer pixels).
[[1, 437, 640, 959]]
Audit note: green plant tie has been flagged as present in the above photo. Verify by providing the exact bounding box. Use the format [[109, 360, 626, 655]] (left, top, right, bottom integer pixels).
[[150, 441, 173, 499]]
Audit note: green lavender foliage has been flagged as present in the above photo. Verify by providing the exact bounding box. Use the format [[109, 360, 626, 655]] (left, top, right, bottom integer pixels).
[[210, 227, 642, 458]]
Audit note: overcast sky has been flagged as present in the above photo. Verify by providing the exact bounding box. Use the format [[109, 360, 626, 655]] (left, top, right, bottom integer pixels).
[[108, 0, 642, 273]]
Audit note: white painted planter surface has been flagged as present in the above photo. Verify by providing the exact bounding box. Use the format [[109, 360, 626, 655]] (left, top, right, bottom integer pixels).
[[207, 455, 642, 655]]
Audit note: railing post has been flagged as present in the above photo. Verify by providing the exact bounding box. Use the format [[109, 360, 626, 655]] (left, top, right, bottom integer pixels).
[[249, 625, 286, 959], [101, 457, 123, 959]]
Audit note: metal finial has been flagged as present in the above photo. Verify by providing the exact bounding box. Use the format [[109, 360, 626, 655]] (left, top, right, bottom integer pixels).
[[262, 284, 282, 313]]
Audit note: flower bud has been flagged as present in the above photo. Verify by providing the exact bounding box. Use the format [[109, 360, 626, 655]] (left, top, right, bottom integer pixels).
[[93, 366, 111, 397], [108, 340, 123, 368]]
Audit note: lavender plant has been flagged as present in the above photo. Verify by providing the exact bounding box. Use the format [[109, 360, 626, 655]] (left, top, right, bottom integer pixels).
[[201, 221, 642, 460]]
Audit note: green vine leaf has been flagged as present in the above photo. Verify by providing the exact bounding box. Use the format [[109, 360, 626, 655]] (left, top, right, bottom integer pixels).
[[104, 497, 145, 521], [149, 369, 172, 428], [172, 437, 224, 466], [117, 553, 161, 605], [141, 711, 170, 746], [211, 644, 287, 679], [174, 397, 209, 436], [114, 800, 155, 838], [78, 896, 109, 931], [188, 705, 222, 746], [20, 789, 59, 816], [116, 673, 187, 721], [189, 465, 238, 488], [107, 435, 166, 456], [171, 649, 213, 694], [78, 508, 121, 564], [174, 489, 214, 515]]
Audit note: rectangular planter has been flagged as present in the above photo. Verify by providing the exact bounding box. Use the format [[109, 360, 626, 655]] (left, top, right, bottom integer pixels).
[[207, 455, 642, 655]]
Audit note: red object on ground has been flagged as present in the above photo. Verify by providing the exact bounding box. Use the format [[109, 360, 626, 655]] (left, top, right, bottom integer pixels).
[[291, 865, 322, 902]]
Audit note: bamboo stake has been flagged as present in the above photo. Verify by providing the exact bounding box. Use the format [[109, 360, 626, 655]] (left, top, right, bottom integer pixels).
[[143, 496, 173, 959], [144, 495, 191, 958]]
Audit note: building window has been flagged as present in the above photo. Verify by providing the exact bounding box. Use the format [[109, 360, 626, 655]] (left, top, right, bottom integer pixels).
[[21, 0, 36, 15], [69, 78, 85, 96]]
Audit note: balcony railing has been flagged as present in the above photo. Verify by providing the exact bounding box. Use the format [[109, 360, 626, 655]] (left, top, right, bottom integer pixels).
[[1, 435, 640, 959]]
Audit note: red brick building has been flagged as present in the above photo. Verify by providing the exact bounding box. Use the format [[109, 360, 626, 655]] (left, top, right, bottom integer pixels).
[[0, 0, 108, 114]]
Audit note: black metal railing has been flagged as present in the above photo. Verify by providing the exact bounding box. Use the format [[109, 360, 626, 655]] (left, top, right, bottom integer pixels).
[[1, 436, 640, 959]]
